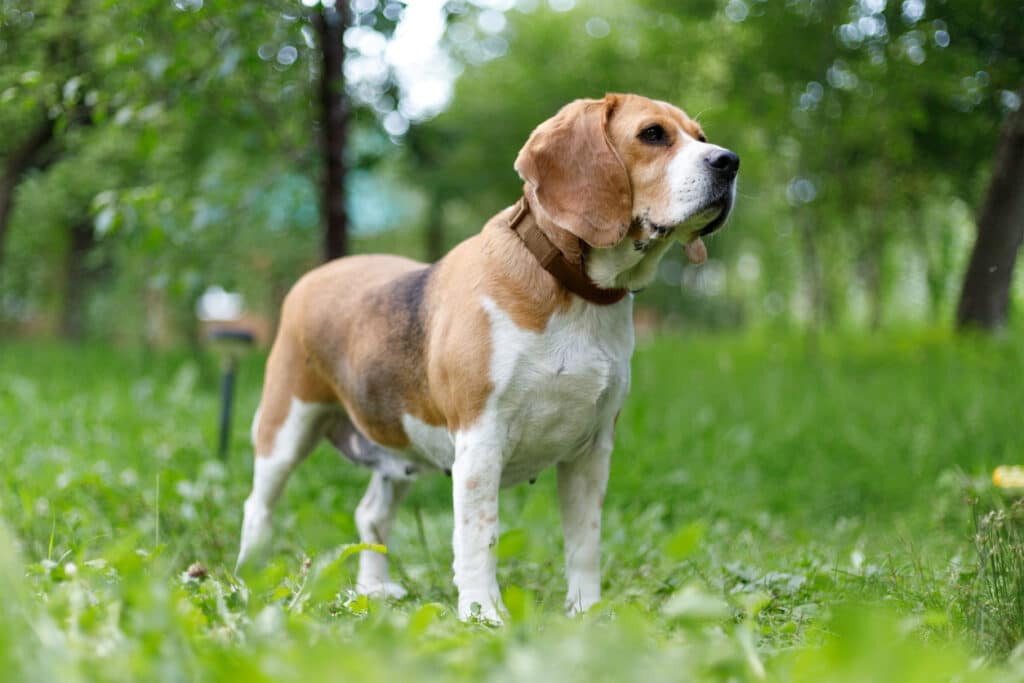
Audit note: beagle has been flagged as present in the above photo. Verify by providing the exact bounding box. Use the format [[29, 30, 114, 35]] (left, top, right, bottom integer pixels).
[[235, 93, 738, 622]]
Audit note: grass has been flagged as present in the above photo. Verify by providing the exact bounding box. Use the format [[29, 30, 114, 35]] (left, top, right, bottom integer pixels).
[[2, 329, 1024, 681], [969, 498, 1024, 658]]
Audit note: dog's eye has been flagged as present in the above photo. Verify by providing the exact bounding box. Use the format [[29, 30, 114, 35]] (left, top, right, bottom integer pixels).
[[697, 133, 708, 143], [638, 125, 669, 145]]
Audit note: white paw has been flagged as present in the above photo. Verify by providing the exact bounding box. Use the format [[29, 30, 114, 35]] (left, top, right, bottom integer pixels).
[[357, 580, 408, 600], [236, 505, 272, 571], [565, 591, 600, 616], [458, 593, 506, 624]]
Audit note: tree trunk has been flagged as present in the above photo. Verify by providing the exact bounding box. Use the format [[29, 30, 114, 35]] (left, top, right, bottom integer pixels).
[[956, 101, 1024, 330], [60, 218, 95, 340], [314, 3, 350, 262], [0, 119, 56, 274]]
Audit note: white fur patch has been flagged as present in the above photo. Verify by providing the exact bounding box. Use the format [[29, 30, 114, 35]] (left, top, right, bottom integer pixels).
[[662, 131, 734, 229], [558, 437, 612, 615], [236, 398, 331, 570], [401, 412, 455, 470], [587, 235, 674, 290], [444, 295, 634, 620], [354, 472, 410, 598], [473, 294, 633, 484], [398, 296, 634, 485]]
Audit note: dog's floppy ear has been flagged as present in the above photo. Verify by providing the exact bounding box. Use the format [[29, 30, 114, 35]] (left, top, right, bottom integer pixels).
[[514, 95, 632, 248]]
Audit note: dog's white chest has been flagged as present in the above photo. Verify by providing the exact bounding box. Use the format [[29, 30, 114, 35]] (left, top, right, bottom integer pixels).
[[487, 296, 633, 483], [405, 296, 634, 486]]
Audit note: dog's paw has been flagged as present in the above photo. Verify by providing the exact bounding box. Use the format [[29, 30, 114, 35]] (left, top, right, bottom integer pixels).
[[565, 591, 600, 617], [356, 580, 408, 600], [458, 593, 506, 625]]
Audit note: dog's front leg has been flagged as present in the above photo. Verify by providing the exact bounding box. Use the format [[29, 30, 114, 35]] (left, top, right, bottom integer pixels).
[[557, 433, 612, 615], [451, 435, 506, 623]]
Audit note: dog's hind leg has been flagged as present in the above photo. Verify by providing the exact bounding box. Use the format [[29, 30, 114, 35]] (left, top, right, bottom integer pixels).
[[323, 415, 414, 597], [236, 334, 336, 571], [236, 397, 332, 571], [353, 471, 411, 598]]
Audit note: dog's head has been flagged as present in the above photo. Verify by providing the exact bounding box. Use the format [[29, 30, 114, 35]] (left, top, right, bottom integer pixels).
[[514, 93, 738, 288]]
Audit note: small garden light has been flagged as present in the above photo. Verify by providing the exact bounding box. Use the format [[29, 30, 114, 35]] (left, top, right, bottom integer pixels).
[[197, 286, 258, 460], [206, 328, 255, 460]]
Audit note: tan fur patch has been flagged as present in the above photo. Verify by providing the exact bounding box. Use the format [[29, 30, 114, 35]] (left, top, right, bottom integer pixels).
[[255, 211, 576, 453], [254, 300, 337, 456], [514, 97, 632, 248], [604, 93, 706, 222]]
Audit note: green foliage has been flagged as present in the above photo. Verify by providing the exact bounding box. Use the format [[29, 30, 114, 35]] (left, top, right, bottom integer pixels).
[[0, 0, 425, 339], [4, 0, 1024, 337], [967, 499, 1024, 658], [2, 333, 1024, 679], [418, 0, 1024, 328]]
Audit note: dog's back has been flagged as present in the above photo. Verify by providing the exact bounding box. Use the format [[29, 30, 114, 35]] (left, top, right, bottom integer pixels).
[[257, 254, 434, 453]]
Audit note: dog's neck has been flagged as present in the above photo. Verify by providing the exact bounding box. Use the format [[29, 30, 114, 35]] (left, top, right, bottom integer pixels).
[[513, 192, 680, 294], [506, 198, 628, 306], [585, 228, 676, 291], [520, 195, 585, 267]]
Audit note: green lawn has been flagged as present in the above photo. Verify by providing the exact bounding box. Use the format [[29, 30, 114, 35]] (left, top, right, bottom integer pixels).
[[2, 331, 1023, 682]]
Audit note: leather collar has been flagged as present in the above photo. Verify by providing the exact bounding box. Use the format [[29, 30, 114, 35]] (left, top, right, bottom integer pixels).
[[506, 198, 629, 306]]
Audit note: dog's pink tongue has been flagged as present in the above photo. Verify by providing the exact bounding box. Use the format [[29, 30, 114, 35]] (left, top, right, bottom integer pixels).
[[684, 238, 707, 265]]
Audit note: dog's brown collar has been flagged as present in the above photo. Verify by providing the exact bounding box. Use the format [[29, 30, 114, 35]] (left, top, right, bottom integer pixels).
[[506, 198, 629, 306]]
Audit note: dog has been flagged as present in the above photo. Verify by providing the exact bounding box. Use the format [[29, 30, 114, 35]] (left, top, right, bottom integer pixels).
[[235, 93, 738, 622]]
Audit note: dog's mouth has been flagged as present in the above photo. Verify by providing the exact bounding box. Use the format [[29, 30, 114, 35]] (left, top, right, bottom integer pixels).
[[679, 191, 735, 266], [639, 187, 736, 266]]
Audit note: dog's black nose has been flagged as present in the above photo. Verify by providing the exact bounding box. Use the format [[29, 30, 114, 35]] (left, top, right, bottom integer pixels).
[[706, 148, 740, 177]]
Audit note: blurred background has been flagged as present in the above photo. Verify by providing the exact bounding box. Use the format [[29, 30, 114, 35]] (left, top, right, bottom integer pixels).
[[0, 0, 1021, 345]]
